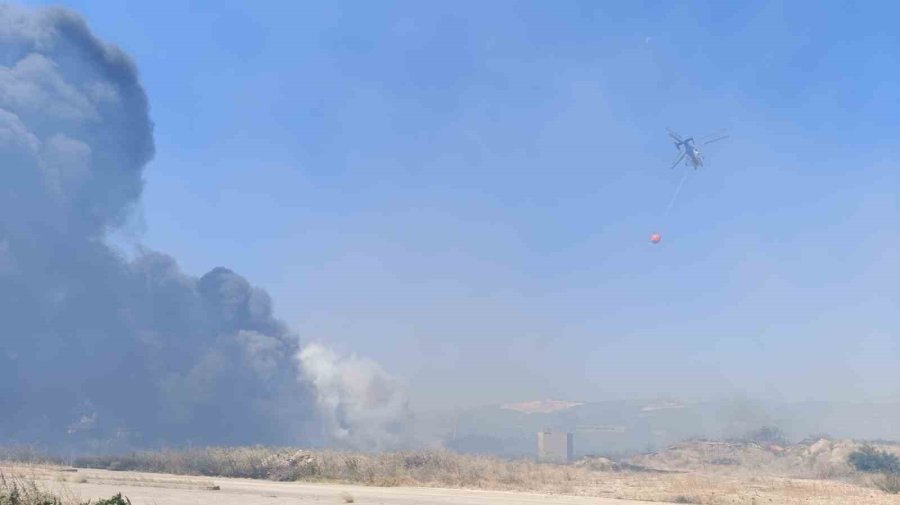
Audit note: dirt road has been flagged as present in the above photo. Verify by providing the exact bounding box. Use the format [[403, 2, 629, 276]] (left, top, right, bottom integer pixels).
[[13, 466, 668, 505]]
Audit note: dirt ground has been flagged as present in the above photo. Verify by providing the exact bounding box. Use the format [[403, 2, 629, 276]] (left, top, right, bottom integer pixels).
[[4, 452, 899, 505], [4, 464, 662, 505]]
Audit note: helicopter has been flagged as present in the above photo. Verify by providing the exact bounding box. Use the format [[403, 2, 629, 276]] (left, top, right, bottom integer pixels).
[[667, 129, 729, 170]]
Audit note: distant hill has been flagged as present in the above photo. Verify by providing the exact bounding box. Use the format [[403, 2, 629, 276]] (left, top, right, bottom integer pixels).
[[424, 398, 900, 458], [501, 399, 584, 414]]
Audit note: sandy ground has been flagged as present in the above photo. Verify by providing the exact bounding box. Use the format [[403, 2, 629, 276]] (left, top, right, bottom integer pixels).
[[5, 465, 665, 505]]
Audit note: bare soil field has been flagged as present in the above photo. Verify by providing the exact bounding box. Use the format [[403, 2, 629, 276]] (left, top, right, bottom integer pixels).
[[1, 464, 658, 505]]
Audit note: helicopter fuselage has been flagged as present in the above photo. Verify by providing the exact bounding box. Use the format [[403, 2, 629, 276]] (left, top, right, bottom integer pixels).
[[668, 128, 727, 170], [677, 139, 704, 168]]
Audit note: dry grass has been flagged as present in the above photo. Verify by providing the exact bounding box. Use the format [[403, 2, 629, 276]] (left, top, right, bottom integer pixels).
[[1, 471, 67, 505], [0, 464, 215, 494], [590, 471, 900, 504], [0, 471, 126, 505], [872, 473, 900, 494], [6, 443, 900, 504], [74, 447, 604, 493]]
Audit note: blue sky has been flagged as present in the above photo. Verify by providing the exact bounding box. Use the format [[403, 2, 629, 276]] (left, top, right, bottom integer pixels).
[[28, 0, 899, 409]]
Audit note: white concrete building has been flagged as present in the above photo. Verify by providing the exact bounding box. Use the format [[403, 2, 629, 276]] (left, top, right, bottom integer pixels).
[[537, 431, 573, 463]]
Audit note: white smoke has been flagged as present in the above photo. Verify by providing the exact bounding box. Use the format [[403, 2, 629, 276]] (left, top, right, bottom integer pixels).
[[298, 344, 412, 450]]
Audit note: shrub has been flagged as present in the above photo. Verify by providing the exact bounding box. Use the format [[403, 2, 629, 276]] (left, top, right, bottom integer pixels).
[[0, 473, 62, 505], [848, 446, 900, 474], [90, 494, 131, 505], [873, 473, 900, 494], [1, 473, 129, 505], [742, 426, 787, 446]]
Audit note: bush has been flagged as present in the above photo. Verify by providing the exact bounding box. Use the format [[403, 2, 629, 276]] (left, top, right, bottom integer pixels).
[[848, 446, 900, 474], [873, 473, 900, 494], [1, 473, 129, 505], [0, 474, 62, 505], [742, 426, 787, 446], [90, 494, 131, 505]]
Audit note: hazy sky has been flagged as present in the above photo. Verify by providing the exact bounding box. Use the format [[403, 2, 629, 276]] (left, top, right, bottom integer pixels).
[[25, 0, 899, 410]]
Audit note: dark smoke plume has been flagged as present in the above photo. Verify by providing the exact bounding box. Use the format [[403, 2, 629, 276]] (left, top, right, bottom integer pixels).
[[0, 5, 408, 451]]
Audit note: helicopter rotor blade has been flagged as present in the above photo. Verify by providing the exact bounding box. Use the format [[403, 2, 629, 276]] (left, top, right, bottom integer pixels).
[[669, 151, 686, 169], [702, 135, 729, 146], [667, 129, 683, 143], [699, 128, 727, 141]]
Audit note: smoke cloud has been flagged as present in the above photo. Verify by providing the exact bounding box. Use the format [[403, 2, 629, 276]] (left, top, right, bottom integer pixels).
[[299, 344, 412, 450], [0, 5, 407, 451]]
